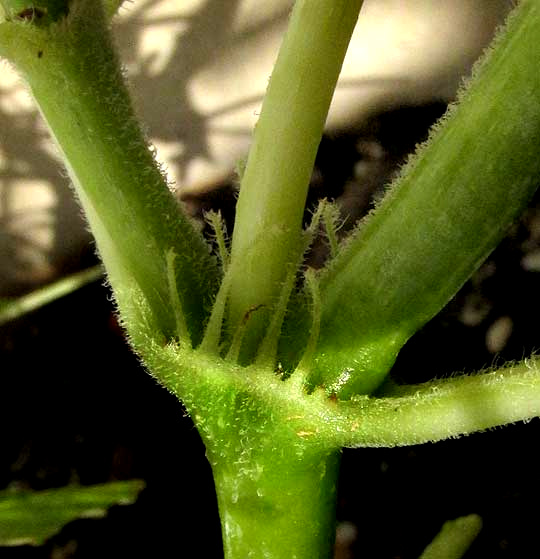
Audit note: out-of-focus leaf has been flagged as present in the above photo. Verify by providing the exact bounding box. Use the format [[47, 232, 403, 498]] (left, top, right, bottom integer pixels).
[[0, 265, 103, 326], [0, 480, 145, 546], [418, 514, 482, 559]]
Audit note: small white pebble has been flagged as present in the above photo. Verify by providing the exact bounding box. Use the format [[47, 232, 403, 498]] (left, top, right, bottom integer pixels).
[[460, 294, 491, 326], [334, 522, 358, 559], [486, 315, 513, 353], [521, 249, 540, 272]]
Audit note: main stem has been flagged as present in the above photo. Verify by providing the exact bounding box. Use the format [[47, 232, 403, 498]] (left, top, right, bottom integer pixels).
[[212, 448, 340, 558], [191, 385, 342, 559]]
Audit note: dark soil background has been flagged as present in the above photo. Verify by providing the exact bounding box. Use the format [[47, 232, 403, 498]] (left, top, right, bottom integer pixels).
[[1, 104, 539, 558]]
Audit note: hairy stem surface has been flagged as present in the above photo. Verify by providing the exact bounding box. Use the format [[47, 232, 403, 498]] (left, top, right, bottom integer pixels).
[[223, 0, 363, 361], [0, 0, 219, 343], [309, 0, 540, 397]]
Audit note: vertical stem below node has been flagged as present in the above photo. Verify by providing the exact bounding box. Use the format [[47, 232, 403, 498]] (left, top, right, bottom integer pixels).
[[210, 446, 341, 559]]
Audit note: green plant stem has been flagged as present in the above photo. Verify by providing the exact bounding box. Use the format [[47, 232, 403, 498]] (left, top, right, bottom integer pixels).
[[331, 357, 540, 448], [210, 436, 340, 558], [309, 0, 540, 397], [126, 323, 343, 557], [3, 1, 540, 556], [130, 297, 540, 450], [123, 294, 540, 556], [0, 0, 219, 343], [223, 0, 363, 360]]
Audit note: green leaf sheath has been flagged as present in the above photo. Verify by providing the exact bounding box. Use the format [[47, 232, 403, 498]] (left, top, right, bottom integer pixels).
[[312, 0, 540, 398], [0, 0, 219, 344], [223, 0, 364, 361]]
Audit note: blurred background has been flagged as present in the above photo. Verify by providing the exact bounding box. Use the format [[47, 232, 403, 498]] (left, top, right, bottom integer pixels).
[[2, 1, 540, 557]]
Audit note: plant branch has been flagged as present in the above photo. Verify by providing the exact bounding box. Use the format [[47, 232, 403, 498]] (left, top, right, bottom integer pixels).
[[330, 357, 540, 448], [0, 0, 220, 344], [309, 0, 540, 397], [222, 0, 363, 361]]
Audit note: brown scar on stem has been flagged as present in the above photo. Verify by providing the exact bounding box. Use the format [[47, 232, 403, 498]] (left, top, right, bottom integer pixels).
[[242, 304, 265, 324]]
